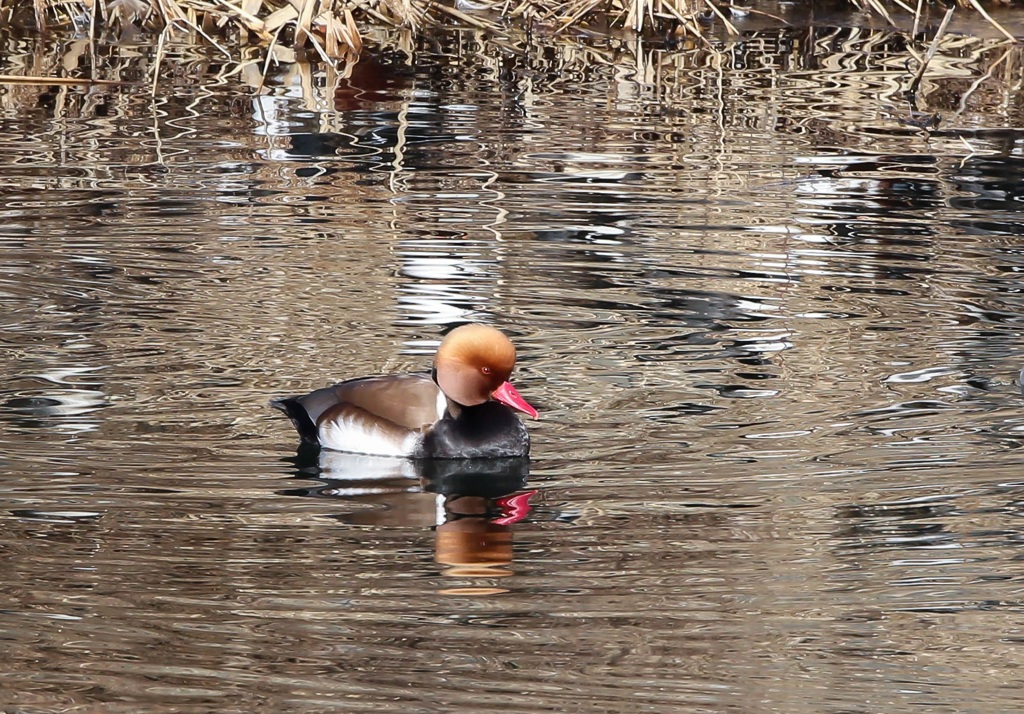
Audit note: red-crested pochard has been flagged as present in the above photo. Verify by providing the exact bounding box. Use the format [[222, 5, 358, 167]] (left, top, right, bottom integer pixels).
[[271, 324, 537, 458]]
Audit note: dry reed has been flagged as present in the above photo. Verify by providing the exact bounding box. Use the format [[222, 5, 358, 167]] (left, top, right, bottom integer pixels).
[[4, 0, 718, 62], [0, 0, 1018, 73]]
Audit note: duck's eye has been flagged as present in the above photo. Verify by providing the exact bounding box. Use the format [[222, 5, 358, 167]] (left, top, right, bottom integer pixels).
[[481, 366, 492, 375]]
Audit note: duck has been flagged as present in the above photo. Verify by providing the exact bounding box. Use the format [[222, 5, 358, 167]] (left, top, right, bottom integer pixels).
[[271, 324, 537, 458]]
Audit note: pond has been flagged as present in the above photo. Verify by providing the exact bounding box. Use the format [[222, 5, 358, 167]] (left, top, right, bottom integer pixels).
[[4, 14, 1024, 712]]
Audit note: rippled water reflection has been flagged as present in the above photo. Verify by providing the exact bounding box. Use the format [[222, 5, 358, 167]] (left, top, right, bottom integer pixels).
[[4, 19, 1024, 713]]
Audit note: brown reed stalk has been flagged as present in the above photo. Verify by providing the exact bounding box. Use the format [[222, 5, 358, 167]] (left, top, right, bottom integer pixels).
[[907, 3, 955, 96], [6, 0, 1019, 64]]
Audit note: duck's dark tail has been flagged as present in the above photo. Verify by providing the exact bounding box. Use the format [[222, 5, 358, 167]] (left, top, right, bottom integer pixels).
[[269, 397, 320, 445]]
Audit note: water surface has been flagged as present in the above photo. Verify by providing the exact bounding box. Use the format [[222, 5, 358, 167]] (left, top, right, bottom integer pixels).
[[4, 20, 1024, 713]]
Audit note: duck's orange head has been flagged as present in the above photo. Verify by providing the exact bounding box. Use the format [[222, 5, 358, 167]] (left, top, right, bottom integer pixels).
[[434, 324, 537, 417]]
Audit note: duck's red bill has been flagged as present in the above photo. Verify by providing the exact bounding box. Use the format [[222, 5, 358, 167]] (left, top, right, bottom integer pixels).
[[492, 381, 538, 419]]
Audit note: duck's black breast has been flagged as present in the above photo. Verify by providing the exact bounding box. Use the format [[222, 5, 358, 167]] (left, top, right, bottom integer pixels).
[[417, 401, 530, 459]]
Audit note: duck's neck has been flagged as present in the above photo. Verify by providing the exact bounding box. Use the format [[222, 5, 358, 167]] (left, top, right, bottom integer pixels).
[[444, 397, 464, 419], [434, 368, 472, 419]]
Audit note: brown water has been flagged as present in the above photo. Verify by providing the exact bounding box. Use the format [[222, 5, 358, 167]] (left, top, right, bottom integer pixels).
[[4, 19, 1024, 713]]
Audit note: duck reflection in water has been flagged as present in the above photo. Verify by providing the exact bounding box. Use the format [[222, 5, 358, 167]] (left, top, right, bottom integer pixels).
[[281, 450, 535, 592]]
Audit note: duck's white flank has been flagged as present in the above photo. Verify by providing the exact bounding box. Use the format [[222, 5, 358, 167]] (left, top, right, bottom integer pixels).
[[318, 414, 422, 457]]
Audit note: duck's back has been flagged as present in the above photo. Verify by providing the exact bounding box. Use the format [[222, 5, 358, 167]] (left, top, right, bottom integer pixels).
[[271, 373, 446, 452], [313, 373, 445, 429]]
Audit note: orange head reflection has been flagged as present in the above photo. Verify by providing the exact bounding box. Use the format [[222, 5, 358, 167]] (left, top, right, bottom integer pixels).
[[434, 489, 537, 595]]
